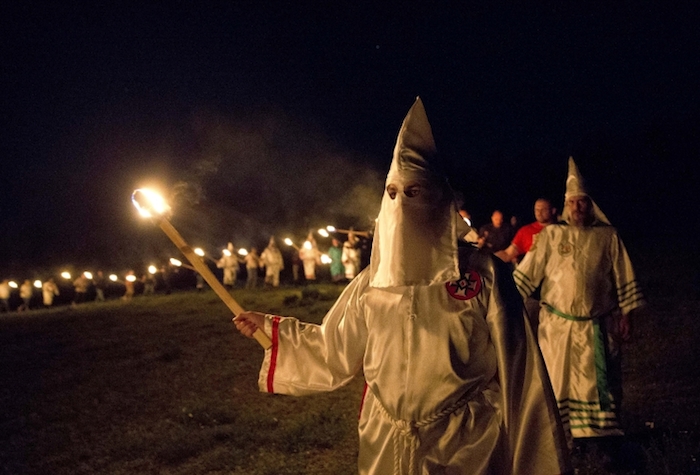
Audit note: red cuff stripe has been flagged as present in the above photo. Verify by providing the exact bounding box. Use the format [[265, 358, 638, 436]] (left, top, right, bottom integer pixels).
[[266, 316, 281, 393], [358, 382, 369, 419]]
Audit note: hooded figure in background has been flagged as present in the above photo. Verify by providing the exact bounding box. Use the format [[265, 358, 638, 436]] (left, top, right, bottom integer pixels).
[[298, 231, 322, 281], [235, 98, 571, 474], [217, 242, 242, 288], [342, 230, 361, 280], [260, 236, 284, 287]]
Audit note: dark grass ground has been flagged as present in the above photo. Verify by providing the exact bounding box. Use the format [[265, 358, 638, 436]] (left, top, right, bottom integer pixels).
[[1, 244, 699, 474]]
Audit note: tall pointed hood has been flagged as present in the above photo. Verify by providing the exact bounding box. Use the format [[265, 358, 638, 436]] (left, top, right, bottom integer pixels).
[[386, 97, 439, 180], [369, 97, 460, 288], [562, 157, 610, 225]]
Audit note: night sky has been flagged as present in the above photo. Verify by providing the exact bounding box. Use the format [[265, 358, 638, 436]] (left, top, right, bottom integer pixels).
[[2, 3, 698, 277]]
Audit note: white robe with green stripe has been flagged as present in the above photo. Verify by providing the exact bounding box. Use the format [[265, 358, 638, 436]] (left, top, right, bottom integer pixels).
[[513, 222, 645, 440]]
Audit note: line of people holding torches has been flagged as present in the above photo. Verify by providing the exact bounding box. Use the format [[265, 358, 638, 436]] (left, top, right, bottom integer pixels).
[[0, 226, 372, 313]]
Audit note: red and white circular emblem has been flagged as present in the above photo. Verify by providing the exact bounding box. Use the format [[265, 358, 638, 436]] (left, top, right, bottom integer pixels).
[[445, 270, 482, 300]]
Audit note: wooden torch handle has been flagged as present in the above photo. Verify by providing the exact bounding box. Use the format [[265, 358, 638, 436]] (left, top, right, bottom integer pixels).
[[158, 218, 272, 350]]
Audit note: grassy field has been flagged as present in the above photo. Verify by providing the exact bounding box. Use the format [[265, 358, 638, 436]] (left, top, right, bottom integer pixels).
[[1, 247, 699, 474]]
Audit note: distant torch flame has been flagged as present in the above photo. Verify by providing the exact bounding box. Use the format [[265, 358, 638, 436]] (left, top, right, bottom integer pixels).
[[194, 248, 205, 257], [326, 225, 336, 232], [238, 248, 248, 256], [283, 238, 300, 250], [9, 281, 18, 289], [84, 271, 93, 280], [33, 280, 42, 289], [131, 188, 171, 218], [170, 258, 182, 267], [318, 228, 329, 238], [222, 249, 232, 257], [320, 254, 332, 264], [148, 265, 157, 274], [61, 271, 71, 280], [303, 241, 312, 250], [109, 274, 118, 282], [126, 274, 137, 283]]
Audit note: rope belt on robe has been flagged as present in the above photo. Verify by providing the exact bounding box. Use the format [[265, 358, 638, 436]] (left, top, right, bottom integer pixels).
[[543, 303, 613, 411], [371, 388, 474, 475]]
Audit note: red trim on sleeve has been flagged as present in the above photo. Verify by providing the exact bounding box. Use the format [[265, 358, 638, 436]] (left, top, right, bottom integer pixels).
[[266, 316, 281, 393], [358, 383, 369, 419]]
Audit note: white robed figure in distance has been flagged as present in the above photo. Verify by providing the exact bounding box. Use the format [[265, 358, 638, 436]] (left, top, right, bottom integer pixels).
[[260, 236, 284, 288], [217, 242, 243, 288], [298, 231, 321, 281], [342, 230, 361, 280]]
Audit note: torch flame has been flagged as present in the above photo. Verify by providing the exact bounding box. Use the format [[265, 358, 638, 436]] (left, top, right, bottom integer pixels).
[[238, 248, 248, 256], [222, 249, 232, 257], [109, 274, 118, 282], [326, 225, 336, 232], [61, 271, 71, 280], [170, 258, 183, 267], [303, 240, 312, 250], [125, 274, 137, 282], [194, 248, 205, 257], [131, 188, 171, 218], [9, 281, 18, 289], [33, 280, 42, 289], [318, 228, 329, 238], [148, 265, 157, 274], [320, 254, 332, 264], [84, 271, 93, 280], [284, 238, 293, 246]]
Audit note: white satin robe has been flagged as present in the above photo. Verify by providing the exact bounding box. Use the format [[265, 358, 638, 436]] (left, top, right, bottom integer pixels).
[[514, 222, 645, 440], [258, 247, 570, 474]]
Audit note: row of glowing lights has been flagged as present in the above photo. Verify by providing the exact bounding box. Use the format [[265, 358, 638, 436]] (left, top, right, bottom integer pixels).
[[6, 230, 343, 290], [188, 225, 342, 266], [6, 270, 143, 290]]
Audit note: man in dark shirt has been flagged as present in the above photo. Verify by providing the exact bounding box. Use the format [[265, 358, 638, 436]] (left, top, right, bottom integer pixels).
[[477, 210, 514, 253]]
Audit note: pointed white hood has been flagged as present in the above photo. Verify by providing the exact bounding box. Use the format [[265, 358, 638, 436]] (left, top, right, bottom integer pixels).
[[369, 97, 460, 288], [562, 156, 610, 225]]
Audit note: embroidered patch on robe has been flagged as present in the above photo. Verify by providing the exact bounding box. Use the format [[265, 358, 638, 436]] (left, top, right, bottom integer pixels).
[[445, 270, 482, 300]]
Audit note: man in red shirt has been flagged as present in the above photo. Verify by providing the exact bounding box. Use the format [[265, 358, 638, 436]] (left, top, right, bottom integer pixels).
[[495, 198, 557, 264], [496, 198, 557, 330]]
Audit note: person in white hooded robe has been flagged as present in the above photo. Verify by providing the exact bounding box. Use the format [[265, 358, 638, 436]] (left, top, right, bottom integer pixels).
[[342, 230, 362, 280], [514, 158, 645, 467], [217, 242, 243, 288], [260, 236, 284, 287], [235, 98, 571, 475], [298, 231, 321, 281]]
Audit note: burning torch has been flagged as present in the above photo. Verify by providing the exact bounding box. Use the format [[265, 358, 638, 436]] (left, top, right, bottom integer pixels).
[[283, 238, 299, 250], [131, 188, 272, 350], [325, 225, 371, 238], [194, 247, 220, 265], [169, 257, 197, 271]]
